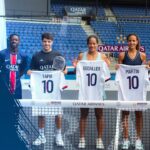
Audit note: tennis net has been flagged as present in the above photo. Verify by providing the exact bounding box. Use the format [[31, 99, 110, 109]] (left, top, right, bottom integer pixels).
[[18, 100, 150, 150]]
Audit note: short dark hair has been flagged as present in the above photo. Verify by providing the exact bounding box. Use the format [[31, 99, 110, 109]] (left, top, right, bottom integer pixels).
[[9, 34, 20, 40], [87, 35, 99, 44], [127, 33, 140, 51], [42, 32, 53, 41]]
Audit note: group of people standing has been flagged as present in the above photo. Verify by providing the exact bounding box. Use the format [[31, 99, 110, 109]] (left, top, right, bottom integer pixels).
[[0, 32, 148, 150]]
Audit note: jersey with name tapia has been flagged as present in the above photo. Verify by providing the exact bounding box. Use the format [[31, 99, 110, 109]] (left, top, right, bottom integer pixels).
[[30, 71, 65, 100]]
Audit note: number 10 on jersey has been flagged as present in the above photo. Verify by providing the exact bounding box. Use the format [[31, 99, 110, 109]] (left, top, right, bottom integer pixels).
[[127, 76, 139, 89], [86, 73, 97, 86], [42, 80, 54, 93]]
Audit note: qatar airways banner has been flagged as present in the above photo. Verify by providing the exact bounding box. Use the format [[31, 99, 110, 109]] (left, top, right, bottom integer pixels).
[[98, 45, 145, 52], [64, 6, 96, 16]]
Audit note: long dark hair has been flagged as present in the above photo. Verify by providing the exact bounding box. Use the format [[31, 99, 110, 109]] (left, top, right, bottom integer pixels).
[[127, 33, 140, 51]]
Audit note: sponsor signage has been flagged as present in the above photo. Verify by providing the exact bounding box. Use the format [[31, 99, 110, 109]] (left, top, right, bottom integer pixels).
[[98, 45, 145, 52], [65, 6, 96, 16]]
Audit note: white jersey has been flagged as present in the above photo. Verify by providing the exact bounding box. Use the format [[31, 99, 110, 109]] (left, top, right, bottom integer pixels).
[[76, 60, 110, 101], [30, 71, 65, 99], [30, 71, 66, 116], [116, 64, 149, 101]]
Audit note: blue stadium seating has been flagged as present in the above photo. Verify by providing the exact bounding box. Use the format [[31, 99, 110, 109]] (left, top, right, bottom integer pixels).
[[118, 21, 150, 57], [91, 20, 120, 45], [91, 20, 150, 59], [6, 21, 87, 65], [112, 5, 150, 17]]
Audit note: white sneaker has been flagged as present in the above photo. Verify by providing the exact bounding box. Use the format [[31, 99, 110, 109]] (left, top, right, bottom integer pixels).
[[33, 136, 46, 146], [55, 133, 64, 146], [96, 138, 104, 149], [121, 139, 130, 149], [135, 139, 144, 150], [78, 138, 85, 149]]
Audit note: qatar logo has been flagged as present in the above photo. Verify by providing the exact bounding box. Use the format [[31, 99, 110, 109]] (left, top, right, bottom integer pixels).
[[6, 64, 19, 71]]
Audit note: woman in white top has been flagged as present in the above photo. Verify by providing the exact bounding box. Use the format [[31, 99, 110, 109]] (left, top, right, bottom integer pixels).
[[73, 35, 110, 149]]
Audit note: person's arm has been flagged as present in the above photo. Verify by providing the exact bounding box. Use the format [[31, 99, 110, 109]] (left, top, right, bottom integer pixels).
[[140, 52, 146, 64], [72, 52, 83, 74], [27, 69, 32, 76], [63, 67, 67, 74], [140, 52, 150, 69], [72, 52, 83, 67], [115, 52, 125, 70], [101, 53, 110, 67], [78, 52, 83, 61], [118, 52, 125, 64], [27, 54, 36, 76], [19, 54, 29, 77]]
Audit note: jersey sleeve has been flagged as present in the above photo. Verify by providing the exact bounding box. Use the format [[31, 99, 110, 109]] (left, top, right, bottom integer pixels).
[[102, 61, 111, 81], [115, 64, 124, 83], [115, 69, 119, 82], [115, 68, 121, 92], [76, 62, 81, 85], [144, 67, 150, 86]]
